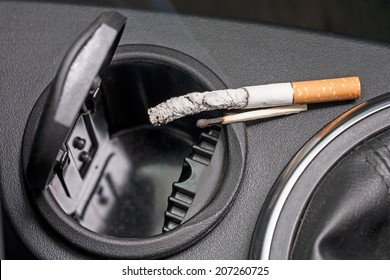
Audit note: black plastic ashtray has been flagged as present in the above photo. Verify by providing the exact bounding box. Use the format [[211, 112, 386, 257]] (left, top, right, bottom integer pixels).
[[77, 49, 227, 238], [22, 12, 246, 259]]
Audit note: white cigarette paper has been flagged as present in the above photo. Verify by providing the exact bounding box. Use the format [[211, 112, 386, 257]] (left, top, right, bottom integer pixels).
[[244, 83, 293, 108]]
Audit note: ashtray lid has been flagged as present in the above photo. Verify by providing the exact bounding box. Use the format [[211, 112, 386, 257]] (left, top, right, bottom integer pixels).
[[26, 11, 126, 189]]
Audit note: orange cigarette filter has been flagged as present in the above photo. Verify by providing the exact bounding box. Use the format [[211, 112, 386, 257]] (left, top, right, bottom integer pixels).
[[292, 76, 361, 104]]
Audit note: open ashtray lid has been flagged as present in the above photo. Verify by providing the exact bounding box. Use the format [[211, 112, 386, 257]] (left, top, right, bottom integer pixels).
[[26, 11, 126, 189]]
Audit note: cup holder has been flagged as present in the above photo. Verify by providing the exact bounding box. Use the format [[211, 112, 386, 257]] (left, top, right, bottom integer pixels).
[[23, 44, 247, 258]]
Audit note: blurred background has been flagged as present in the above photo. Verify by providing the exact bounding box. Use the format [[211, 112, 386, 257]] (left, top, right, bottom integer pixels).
[[38, 0, 390, 43]]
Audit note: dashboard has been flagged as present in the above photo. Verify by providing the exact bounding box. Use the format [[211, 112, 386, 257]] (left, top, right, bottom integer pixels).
[[1, 0, 390, 259]]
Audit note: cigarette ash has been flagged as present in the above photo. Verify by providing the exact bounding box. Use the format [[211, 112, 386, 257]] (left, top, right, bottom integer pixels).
[[148, 88, 248, 125]]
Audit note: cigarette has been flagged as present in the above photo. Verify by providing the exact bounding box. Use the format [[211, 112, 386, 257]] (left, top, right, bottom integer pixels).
[[196, 104, 308, 128], [148, 76, 360, 125]]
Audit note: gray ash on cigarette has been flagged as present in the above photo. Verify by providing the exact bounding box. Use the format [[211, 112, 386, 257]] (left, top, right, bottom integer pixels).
[[148, 88, 248, 125]]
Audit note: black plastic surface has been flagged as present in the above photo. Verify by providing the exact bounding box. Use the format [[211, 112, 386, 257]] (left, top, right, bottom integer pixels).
[[1, 1, 390, 259], [0, 198, 3, 259], [26, 11, 126, 189], [164, 127, 224, 232], [80, 126, 195, 238]]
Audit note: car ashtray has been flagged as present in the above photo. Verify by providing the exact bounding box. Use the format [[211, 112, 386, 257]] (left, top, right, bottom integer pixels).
[[21, 11, 246, 259]]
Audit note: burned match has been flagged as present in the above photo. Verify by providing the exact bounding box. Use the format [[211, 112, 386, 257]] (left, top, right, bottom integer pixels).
[[196, 104, 308, 128], [148, 76, 360, 125]]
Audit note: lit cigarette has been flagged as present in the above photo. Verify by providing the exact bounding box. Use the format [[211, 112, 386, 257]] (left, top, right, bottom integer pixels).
[[148, 76, 360, 125], [196, 104, 308, 128]]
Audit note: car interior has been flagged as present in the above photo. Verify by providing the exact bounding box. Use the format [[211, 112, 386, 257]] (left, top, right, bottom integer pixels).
[[0, 0, 389, 259]]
